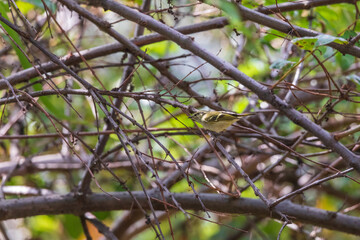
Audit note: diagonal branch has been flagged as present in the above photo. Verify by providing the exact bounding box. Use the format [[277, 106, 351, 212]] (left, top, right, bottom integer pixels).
[[237, 3, 360, 57], [0, 16, 228, 89], [85, 0, 360, 173]]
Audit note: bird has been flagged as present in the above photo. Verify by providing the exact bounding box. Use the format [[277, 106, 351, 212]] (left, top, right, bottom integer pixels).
[[189, 110, 255, 133]]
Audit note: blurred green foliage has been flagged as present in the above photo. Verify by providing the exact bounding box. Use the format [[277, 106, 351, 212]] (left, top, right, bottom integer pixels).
[[0, 0, 359, 239]]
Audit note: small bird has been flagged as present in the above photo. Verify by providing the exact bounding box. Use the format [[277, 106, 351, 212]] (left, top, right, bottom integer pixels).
[[190, 110, 255, 133]]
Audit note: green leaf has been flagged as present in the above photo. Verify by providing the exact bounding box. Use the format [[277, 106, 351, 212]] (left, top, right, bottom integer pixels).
[[62, 215, 82, 238], [21, 0, 56, 12], [15, 1, 35, 14], [270, 59, 295, 70], [204, 0, 241, 26], [233, 97, 249, 113], [141, 41, 179, 58], [292, 35, 348, 51], [238, 59, 267, 78], [315, 34, 337, 46], [335, 52, 355, 71], [0, 2, 31, 69], [218, 1, 242, 26], [342, 30, 357, 39], [342, 30, 359, 47], [316, 34, 348, 46], [292, 37, 317, 51], [28, 215, 60, 233]]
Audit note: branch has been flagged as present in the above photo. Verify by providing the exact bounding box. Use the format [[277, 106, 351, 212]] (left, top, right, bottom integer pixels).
[[1, 192, 360, 236], [258, 0, 359, 14], [0, 16, 228, 89], [85, 0, 360, 173], [237, 4, 360, 57]]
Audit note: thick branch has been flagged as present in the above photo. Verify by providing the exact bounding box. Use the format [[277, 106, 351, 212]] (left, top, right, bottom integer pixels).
[[1, 192, 360, 236]]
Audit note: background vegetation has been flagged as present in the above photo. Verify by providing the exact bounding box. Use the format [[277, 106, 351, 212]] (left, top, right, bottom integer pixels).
[[0, 0, 360, 239]]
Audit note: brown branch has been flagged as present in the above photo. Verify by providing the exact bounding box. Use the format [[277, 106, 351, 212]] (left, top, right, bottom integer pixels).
[[1, 192, 360, 235], [237, 4, 360, 57], [0, 17, 229, 90], [83, 0, 360, 173], [258, 0, 359, 14]]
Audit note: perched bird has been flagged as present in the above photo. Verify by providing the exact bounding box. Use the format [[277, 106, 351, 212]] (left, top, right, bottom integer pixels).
[[190, 110, 255, 133]]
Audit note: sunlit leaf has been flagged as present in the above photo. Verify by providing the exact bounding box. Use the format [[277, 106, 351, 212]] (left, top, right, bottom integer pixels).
[[292, 37, 317, 50], [233, 97, 249, 113], [292, 34, 348, 51], [15, 1, 35, 14], [21, 0, 56, 12]]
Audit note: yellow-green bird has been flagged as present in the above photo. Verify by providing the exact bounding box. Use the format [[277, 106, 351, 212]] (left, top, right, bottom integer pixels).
[[190, 110, 255, 133]]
